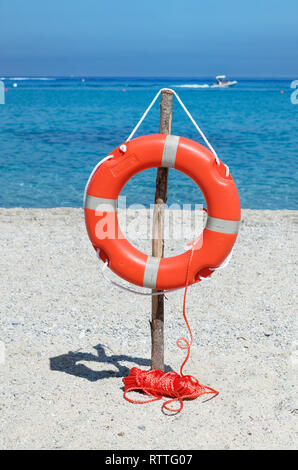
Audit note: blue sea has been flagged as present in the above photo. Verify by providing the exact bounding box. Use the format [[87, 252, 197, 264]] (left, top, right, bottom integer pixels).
[[0, 77, 297, 209]]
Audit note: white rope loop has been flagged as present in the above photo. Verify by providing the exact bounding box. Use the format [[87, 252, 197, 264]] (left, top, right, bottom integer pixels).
[[84, 87, 230, 205], [99, 250, 178, 296], [83, 154, 114, 207], [99, 248, 234, 297], [126, 88, 230, 177]]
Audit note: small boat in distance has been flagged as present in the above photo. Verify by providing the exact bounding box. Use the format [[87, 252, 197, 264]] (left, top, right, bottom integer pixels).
[[209, 75, 237, 88]]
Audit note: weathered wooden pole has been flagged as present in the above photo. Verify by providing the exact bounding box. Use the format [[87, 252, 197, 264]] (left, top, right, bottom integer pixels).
[[151, 89, 173, 371]]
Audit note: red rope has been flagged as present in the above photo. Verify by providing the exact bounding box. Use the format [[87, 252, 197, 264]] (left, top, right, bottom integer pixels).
[[122, 237, 219, 413]]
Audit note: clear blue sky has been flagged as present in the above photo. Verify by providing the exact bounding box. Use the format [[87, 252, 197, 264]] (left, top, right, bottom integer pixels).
[[0, 0, 297, 77]]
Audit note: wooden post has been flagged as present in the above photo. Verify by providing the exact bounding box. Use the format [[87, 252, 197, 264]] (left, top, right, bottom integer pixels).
[[150, 89, 173, 371]]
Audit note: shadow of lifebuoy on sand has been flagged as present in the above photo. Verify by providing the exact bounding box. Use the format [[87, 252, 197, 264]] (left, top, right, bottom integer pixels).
[[50, 343, 172, 382]]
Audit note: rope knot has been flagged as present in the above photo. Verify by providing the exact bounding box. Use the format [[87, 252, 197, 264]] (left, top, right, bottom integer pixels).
[[119, 144, 127, 153]]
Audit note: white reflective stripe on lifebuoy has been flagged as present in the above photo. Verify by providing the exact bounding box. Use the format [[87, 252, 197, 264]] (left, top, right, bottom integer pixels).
[[161, 135, 180, 168], [143, 256, 160, 288], [85, 195, 117, 211], [206, 216, 240, 234]]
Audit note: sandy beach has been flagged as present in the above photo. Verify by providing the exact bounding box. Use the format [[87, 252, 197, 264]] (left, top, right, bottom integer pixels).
[[0, 208, 297, 450]]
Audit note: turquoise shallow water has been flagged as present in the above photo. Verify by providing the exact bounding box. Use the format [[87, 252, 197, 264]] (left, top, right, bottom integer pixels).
[[0, 77, 297, 209]]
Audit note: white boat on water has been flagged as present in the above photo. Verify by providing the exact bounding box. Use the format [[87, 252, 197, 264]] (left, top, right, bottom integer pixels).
[[209, 75, 237, 88]]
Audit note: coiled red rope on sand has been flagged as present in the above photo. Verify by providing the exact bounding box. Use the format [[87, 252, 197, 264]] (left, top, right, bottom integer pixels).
[[122, 241, 219, 413], [123, 368, 218, 413]]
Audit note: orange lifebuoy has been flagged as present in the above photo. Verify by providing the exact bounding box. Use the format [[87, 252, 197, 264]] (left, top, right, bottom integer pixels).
[[84, 134, 241, 290]]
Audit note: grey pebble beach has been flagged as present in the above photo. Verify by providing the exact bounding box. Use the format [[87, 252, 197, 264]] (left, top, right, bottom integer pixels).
[[0, 208, 297, 449]]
